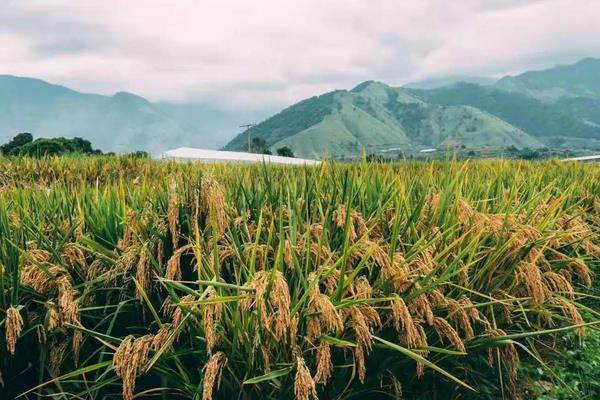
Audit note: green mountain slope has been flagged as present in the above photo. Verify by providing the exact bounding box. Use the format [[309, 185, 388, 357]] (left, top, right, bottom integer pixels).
[[555, 97, 600, 127], [410, 83, 600, 141], [495, 58, 600, 101], [224, 81, 541, 158]]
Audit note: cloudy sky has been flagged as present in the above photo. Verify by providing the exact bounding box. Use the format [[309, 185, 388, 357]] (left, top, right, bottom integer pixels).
[[1, 0, 599, 109]]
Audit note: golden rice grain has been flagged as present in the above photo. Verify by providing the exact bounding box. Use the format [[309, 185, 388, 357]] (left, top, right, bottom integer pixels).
[[5, 307, 23, 355], [202, 352, 226, 400], [294, 356, 317, 400], [314, 340, 333, 384]]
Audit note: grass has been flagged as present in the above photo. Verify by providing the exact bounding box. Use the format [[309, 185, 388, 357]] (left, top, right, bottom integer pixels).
[[0, 156, 599, 399]]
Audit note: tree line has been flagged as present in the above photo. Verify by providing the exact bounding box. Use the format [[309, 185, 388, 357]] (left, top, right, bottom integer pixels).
[[0, 133, 148, 158]]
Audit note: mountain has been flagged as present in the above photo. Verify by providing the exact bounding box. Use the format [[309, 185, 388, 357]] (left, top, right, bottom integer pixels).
[[224, 81, 541, 159], [410, 83, 600, 146], [0, 75, 248, 154], [224, 57, 600, 158], [4, 57, 600, 158], [495, 58, 600, 101], [554, 96, 600, 127], [404, 75, 495, 90]]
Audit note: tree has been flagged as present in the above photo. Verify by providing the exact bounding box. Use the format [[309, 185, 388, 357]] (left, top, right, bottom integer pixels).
[[366, 153, 386, 163], [276, 146, 295, 158], [128, 151, 150, 158], [12, 137, 103, 157], [0, 133, 33, 155], [251, 137, 271, 154], [70, 137, 94, 153]]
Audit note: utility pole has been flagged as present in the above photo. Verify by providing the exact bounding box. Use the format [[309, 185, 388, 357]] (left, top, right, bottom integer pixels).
[[240, 124, 256, 152]]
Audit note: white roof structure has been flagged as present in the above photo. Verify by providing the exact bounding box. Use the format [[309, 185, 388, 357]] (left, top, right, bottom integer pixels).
[[561, 154, 600, 162], [162, 147, 320, 165]]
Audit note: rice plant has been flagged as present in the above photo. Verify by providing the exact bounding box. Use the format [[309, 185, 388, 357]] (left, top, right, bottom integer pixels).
[[1, 156, 600, 399]]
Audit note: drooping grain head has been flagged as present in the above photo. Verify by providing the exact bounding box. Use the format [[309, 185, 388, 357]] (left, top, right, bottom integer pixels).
[[5, 307, 23, 355], [49, 341, 69, 376], [202, 352, 226, 400], [21, 263, 66, 294], [200, 175, 228, 237], [333, 205, 367, 241], [57, 276, 80, 326], [355, 341, 367, 383], [203, 288, 223, 353], [486, 328, 519, 381], [567, 259, 592, 288], [344, 307, 372, 351], [457, 198, 475, 226], [409, 248, 436, 276], [240, 271, 270, 330], [113, 335, 155, 400], [409, 285, 434, 326], [447, 299, 475, 341], [294, 356, 317, 400], [167, 176, 180, 248], [60, 242, 86, 266], [354, 276, 372, 299], [515, 262, 549, 304], [166, 244, 193, 281], [270, 271, 292, 343], [432, 317, 465, 352], [543, 271, 575, 299], [314, 340, 333, 384], [152, 324, 173, 351], [390, 296, 420, 348], [553, 298, 585, 336], [172, 294, 196, 328], [135, 243, 151, 299], [306, 292, 343, 341], [429, 289, 448, 307]]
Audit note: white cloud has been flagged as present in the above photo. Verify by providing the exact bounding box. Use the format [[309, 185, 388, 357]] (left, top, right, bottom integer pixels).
[[1, 0, 599, 108]]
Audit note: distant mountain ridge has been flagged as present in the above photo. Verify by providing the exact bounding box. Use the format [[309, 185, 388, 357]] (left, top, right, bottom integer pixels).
[[0, 75, 267, 154], [2, 57, 600, 157], [224, 57, 600, 158], [495, 57, 600, 101]]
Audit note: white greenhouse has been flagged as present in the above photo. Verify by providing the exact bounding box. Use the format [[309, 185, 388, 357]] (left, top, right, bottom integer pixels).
[[161, 147, 320, 165]]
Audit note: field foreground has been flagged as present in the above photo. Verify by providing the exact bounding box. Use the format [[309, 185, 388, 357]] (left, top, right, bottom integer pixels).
[[1, 157, 600, 399]]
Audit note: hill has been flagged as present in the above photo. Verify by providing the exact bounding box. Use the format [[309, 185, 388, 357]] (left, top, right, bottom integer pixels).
[[495, 57, 600, 101], [224, 57, 600, 159], [410, 82, 600, 147], [223, 81, 541, 159]]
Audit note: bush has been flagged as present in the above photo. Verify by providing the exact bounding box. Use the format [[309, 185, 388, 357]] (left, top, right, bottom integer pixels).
[[276, 146, 295, 157], [522, 331, 600, 399], [0, 132, 33, 155]]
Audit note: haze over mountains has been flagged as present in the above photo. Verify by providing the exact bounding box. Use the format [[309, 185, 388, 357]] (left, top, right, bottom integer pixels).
[[0, 75, 270, 154], [1, 57, 600, 157]]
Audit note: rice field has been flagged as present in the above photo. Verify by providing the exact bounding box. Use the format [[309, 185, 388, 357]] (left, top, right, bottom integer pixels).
[[1, 156, 600, 399]]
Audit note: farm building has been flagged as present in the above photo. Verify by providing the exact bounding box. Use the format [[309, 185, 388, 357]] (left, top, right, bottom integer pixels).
[[162, 147, 320, 165]]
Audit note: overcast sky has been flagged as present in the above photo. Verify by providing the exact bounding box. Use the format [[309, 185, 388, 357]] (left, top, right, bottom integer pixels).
[[1, 0, 599, 109]]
